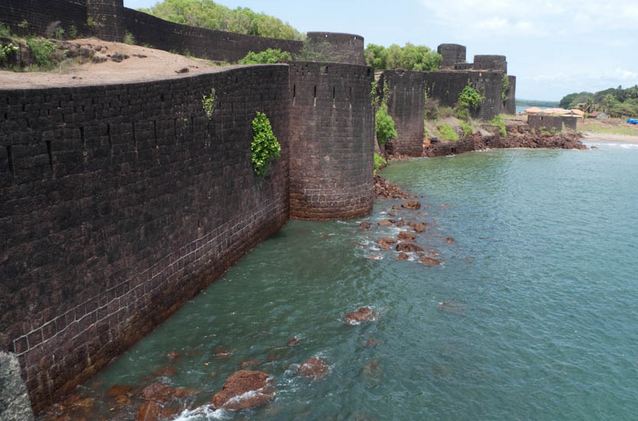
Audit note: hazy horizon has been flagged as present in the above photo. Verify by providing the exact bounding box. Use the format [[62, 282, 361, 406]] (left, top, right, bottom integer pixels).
[[125, 0, 638, 102]]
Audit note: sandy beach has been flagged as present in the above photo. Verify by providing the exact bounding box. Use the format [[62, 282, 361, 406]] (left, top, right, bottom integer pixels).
[[582, 132, 638, 145]]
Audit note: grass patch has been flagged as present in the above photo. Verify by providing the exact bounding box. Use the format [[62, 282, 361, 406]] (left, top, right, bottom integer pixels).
[[374, 152, 387, 174], [490, 114, 507, 137], [437, 123, 459, 142], [580, 119, 638, 137]]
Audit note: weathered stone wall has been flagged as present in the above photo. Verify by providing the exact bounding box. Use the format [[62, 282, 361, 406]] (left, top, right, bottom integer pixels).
[[123, 9, 304, 63], [0, 352, 34, 421], [305, 32, 366, 66], [380, 70, 426, 156], [504, 75, 517, 114], [473, 55, 508, 73], [528, 114, 578, 131], [423, 70, 505, 120], [0, 0, 90, 37], [86, 0, 124, 42], [0, 65, 290, 412], [288, 62, 374, 219], [437, 44, 466, 68]]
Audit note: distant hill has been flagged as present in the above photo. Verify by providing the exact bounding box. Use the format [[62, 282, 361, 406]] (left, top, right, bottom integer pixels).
[[140, 0, 304, 41]]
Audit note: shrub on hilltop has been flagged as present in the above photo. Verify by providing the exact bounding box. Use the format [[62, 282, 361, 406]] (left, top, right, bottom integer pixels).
[[141, 0, 304, 40]]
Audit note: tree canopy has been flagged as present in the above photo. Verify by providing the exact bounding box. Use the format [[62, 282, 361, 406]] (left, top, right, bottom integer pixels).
[[365, 43, 441, 72], [140, 0, 304, 40], [559, 85, 638, 117]]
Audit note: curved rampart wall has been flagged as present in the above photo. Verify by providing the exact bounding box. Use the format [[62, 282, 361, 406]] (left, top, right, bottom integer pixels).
[[380, 70, 427, 156], [305, 32, 366, 66], [0, 66, 290, 412], [288, 62, 374, 219]]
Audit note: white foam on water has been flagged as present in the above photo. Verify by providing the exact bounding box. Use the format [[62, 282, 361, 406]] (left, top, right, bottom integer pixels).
[[172, 405, 231, 421]]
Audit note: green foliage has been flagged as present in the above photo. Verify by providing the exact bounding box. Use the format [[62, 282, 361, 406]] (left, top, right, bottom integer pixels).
[[457, 84, 484, 112], [559, 85, 638, 117], [0, 23, 11, 38], [26, 38, 56, 69], [376, 104, 398, 146], [365, 43, 441, 71], [86, 16, 98, 30], [239, 48, 292, 64], [460, 121, 473, 137], [18, 20, 29, 30], [123, 31, 136, 45], [501, 74, 510, 102], [437, 124, 459, 142], [294, 39, 331, 62], [373, 152, 387, 174], [424, 99, 439, 120], [455, 106, 470, 121], [141, 0, 303, 40], [53, 26, 65, 40], [491, 114, 507, 137], [251, 112, 281, 176], [0, 42, 18, 65], [201, 88, 217, 120], [438, 106, 455, 119], [68, 25, 78, 39]]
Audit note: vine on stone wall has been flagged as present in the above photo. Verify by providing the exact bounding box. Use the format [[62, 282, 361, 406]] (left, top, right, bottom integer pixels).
[[202, 88, 217, 120], [251, 112, 281, 176]]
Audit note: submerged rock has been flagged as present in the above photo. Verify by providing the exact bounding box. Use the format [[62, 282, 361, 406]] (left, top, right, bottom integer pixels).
[[377, 237, 396, 250], [408, 222, 427, 233], [345, 306, 377, 325], [298, 357, 329, 380], [136, 401, 162, 421], [287, 336, 301, 347], [359, 221, 372, 230], [166, 352, 180, 361], [402, 199, 421, 210], [378, 219, 393, 227], [141, 383, 175, 403], [396, 252, 410, 261], [153, 366, 177, 377], [437, 301, 465, 315], [211, 370, 275, 411], [398, 231, 416, 241], [445, 236, 456, 244], [419, 256, 442, 267], [213, 346, 233, 358], [396, 242, 424, 253]]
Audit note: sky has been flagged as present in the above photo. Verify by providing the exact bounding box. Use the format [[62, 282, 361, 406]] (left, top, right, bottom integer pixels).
[[125, 0, 638, 101]]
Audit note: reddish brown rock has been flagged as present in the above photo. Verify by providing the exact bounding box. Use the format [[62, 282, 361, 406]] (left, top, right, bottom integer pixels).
[[106, 385, 134, 398], [359, 221, 372, 230], [364, 338, 382, 348], [396, 242, 424, 253], [374, 175, 409, 199], [398, 231, 416, 241], [345, 306, 377, 325], [402, 199, 421, 210], [141, 383, 175, 403], [419, 256, 442, 267], [445, 236, 456, 244], [408, 222, 427, 233], [166, 352, 180, 360], [114, 394, 131, 407], [153, 366, 177, 377], [396, 252, 410, 261], [377, 237, 396, 250], [240, 359, 261, 370], [298, 357, 329, 380], [136, 401, 162, 421], [378, 219, 393, 227], [211, 370, 275, 411], [287, 336, 301, 347]]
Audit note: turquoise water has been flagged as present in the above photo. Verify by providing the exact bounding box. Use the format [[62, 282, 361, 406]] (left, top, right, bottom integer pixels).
[[74, 141, 638, 420]]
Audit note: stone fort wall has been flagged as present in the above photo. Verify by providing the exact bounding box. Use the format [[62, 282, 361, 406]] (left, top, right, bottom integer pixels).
[[0, 66, 293, 412], [289, 62, 374, 219], [379, 70, 427, 156]]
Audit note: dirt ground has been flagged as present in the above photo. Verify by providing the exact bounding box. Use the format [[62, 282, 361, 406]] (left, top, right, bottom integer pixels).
[[0, 38, 240, 89]]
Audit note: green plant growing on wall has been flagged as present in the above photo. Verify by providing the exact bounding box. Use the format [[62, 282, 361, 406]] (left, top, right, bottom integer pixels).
[[437, 123, 459, 142], [68, 25, 78, 39], [86, 17, 98, 30], [123, 31, 136, 45], [251, 112, 281, 176], [0, 23, 11, 38], [53, 26, 65, 40], [491, 114, 507, 137], [239, 48, 292, 64], [202, 88, 216, 120], [457, 84, 484, 113], [26, 38, 56, 69], [376, 104, 398, 146], [373, 152, 387, 174], [0, 42, 18, 65], [18, 20, 29, 30], [501, 75, 510, 102]]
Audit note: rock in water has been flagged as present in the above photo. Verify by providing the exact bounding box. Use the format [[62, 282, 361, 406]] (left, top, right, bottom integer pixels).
[[298, 357, 329, 380], [408, 222, 427, 233], [396, 242, 424, 253], [136, 401, 161, 421], [211, 370, 275, 411], [398, 231, 416, 241], [396, 252, 410, 261], [344, 306, 377, 325], [359, 221, 372, 230], [0, 352, 35, 421], [377, 237, 396, 250], [402, 199, 421, 210], [419, 256, 442, 267]]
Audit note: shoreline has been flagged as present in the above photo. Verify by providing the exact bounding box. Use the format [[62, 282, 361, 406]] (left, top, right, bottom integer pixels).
[[582, 132, 638, 145]]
